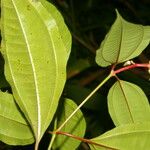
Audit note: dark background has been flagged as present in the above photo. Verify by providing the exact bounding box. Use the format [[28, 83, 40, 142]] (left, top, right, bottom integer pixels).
[[1, 0, 150, 149]]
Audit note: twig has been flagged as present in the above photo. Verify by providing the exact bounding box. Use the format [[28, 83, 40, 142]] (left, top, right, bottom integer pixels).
[[54, 73, 112, 132], [48, 131, 119, 150], [112, 63, 150, 75]]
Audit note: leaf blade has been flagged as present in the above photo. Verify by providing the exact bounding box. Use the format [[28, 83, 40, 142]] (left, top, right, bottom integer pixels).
[[96, 10, 150, 67], [108, 80, 150, 126], [90, 122, 150, 150], [40, 0, 71, 60], [1, 0, 71, 145], [0, 91, 34, 145]]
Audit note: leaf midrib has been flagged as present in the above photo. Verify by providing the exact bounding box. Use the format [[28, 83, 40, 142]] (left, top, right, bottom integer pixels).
[[31, 3, 61, 132], [117, 80, 134, 123], [11, 0, 41, 139], [115, 14, 123, 64]]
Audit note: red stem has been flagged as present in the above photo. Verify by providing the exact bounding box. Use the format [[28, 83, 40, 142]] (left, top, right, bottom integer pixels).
[[112, 63, 150, 75], [48, 131, 119, 150]]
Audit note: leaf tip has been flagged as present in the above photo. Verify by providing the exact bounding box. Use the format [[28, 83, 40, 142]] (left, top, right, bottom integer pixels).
[[115, 9, 121, 18]]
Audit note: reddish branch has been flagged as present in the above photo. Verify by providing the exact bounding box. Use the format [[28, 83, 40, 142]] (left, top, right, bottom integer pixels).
[[112, 63, 150, 75], [48, 131, 119, 150]]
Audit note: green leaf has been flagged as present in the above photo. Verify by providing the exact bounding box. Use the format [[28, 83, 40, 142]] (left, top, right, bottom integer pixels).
[[118, 71, 150, 95], [0, 91, 34, 145], [90, 122, 150, 150], [40, 0, 71, 60], [1, 0, 71, 146], [108, 80, 150, 126], [96, 10, 150, 67], [52, 99, 86, 150]]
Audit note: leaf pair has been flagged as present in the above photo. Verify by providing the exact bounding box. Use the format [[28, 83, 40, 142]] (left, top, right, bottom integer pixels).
[[1, 0, 71, 148], [90, 80, 150, 150], [90, 10, 150, 149]]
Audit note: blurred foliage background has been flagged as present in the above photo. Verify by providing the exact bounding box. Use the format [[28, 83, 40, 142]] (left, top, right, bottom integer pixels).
[[0, 0, 150, 149]]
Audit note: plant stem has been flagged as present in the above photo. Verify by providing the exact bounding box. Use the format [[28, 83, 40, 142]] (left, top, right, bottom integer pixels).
[[48, 62, 150, 149], [113, 63, 150, 75], [54, 73, 112, 132], [35, 142, 39, 150], [48, 119, 58, 150], [49, 131, 119, 150], [48, 134, 56, 150]]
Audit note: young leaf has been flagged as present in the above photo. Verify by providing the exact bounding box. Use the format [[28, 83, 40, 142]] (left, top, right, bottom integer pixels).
[[0, 91, 34, 145], [108, 80, 150, 126], [51, 99, 86, 150], [90, 122, 150, 150], [96, 10, 150, 67], [1, 0, 71, 146]]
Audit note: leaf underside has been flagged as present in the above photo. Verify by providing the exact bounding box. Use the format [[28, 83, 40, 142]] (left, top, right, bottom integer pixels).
[[90, 122, 150, 150], [0, 91, 34, 145], [108, 80, 150, 126], [1, 0, 71, 145], [40, 0, 71, 60], [96, 10, 150, 67]]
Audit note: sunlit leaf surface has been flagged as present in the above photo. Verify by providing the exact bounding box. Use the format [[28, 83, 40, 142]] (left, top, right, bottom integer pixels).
[[1, 0, 71, 146]]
